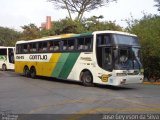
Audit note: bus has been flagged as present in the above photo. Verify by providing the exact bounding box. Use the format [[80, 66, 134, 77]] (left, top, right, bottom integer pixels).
[[0, 46, 15, 71], [15, 30, 144, 86]]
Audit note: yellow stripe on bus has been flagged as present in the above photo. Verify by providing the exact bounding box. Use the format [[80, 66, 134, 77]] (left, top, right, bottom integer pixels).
[[43, 53, 61, 77], [15, 53, 61, 77]]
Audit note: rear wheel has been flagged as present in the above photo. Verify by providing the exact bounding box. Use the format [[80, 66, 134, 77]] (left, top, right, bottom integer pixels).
[[30, 67, 36, 79], [23, 66, 30, 77], [81, 71, 93, 87], [2, 64, 7, 71]]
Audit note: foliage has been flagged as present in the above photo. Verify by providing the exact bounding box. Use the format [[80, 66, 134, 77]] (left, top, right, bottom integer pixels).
[[154, 0, 160, 11], [48, 0, 117, 21], [82, 16, 122, 32], [52, 18, 86, 34], [126, 14, 160, 81], [40, 29, 55, 37], [49, 17, 122, 35], [0, 17, 121, 45], [0, 27, 20, 46], [21, 23, 40, 40]]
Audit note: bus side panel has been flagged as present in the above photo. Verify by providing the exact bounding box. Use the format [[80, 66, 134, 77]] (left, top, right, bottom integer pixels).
[[51, 52, 80, 79], [51, 53, 69, 78], [36, 62, 43, 75], [15, 61, 37, 74], [67, 53, 94, 81], [15, 53, 62, 77], [43, 53, 61, 77], [15, 61, 27, 73], [0, 55, 7, 69], [58, 52, 80, 79], [67, 52, 111, 84]]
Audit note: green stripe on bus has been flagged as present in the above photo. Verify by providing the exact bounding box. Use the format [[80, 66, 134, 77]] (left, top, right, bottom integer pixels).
[[51, 53, 70, 77], [73, 32, 93, 38], [59, 52, 80, 79]]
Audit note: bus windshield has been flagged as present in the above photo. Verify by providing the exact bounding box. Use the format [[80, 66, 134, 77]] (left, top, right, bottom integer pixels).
[[114, 47, 142, 70], [113, 34, 140, 46], [96, 33, 143, 71]]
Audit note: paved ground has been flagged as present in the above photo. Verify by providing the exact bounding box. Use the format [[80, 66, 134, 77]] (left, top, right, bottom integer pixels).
[[0, 71, 160, 116]]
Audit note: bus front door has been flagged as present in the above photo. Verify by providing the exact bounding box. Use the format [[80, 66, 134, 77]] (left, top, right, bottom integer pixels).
[[102, 47, 113, 72], [8, 48, 14, 64]]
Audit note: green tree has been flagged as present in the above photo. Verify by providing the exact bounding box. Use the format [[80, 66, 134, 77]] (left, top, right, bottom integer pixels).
[[52, 18, 86, 34], [40, 29, 55, 37], [127, 15, 160, 81], [48, 15, 122, 35], [83, 16, 122, 31], [0, 27, 20, 46], [48, 0, 117, 21], [51, 17, 122, 35], [154, 0, 160, 11], [21, 23, 40, 40]]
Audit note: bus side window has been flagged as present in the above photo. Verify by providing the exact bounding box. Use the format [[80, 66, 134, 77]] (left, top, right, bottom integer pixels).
[[84, 37, 92, 50], [38, 42, 43, 52], [104, 35, 111, 44], [32, 43, 37, 52], [20, 45, 23, 54], [28, 44, 32, 53], [16, 45, 21, 54], [42, 42, 47, 52], [97, 36, 102, 46], [97, 34, 111, 46], [47, 41, 52, 51], [68, 39, 75, 51], [49, 41, 54, 51], [54, 41, 60, 51], [77, 38, 84, 50], [62, 40, 68, 51], [23, 44, 27, 53], [0, 48, 7, 56]]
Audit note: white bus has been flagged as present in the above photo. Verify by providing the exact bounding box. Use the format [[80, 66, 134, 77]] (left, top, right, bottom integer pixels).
[[15, 30, 144, 86], [0, 46, 15, 71]]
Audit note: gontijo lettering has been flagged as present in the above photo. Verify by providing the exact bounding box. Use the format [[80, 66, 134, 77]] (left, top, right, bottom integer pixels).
[[29, 55, 47, 60]]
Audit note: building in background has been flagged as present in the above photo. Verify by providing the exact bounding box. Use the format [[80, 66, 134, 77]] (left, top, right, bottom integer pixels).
[[41, 16, 52, 30]]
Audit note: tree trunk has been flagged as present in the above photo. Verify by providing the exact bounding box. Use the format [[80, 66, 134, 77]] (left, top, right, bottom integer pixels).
[[64, 0, 72, 20]]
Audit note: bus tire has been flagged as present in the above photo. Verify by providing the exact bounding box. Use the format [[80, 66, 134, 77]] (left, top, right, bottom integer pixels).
[[2, 64, 7, 71], [30, 67, 36, 79], [23, 66, 30, 77], [81, 71, 93, 87]]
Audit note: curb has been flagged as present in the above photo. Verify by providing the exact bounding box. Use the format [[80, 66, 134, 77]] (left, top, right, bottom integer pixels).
[[143, 82, 160, 85]]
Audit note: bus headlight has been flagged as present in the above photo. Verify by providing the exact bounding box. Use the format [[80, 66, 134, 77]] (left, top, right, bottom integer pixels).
[[139, 69, 144, 75], [116, 73, 127, 76], [120, 79, 126, 84]]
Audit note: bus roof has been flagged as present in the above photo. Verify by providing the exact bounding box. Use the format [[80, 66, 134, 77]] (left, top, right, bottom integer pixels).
[[16, 30, 137, 44], [93, 30, 137, 37], [0, 46, 15, 48]]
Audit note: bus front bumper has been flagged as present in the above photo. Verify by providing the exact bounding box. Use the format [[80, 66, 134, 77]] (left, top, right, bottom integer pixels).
[[108, 75, 144, 86]]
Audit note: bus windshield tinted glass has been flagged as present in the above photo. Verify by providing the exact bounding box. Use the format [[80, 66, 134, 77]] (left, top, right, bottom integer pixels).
[[114, 47, 142, 70], [113, 34, 140, 46]]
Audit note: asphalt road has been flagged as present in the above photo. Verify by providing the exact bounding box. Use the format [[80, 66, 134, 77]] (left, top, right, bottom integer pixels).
[[0, 71, 160, 116]]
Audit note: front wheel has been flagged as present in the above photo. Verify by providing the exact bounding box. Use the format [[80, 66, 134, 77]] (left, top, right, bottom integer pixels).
[[2, 64, 7, 71], [81, 71, 93, 87]]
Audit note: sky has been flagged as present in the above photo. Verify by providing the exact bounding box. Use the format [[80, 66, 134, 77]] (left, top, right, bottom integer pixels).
[[0, 0, 158, 31]]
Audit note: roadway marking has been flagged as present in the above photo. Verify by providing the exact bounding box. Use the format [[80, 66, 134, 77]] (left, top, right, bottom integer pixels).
[[143, 82, 160, 85], [28, 96, 160, 114]]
